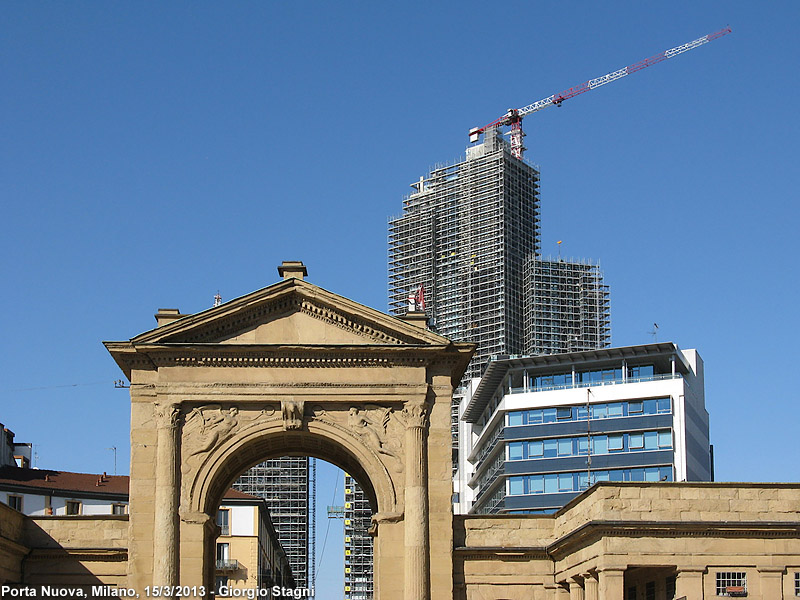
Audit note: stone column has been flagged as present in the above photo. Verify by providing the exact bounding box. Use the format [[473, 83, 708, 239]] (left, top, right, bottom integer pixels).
[[403, 400, 429, 600], [153, 402, 180, 589], [675, 568, 704, 599], [569, 577, 585, 600], [583, 572, 599, 600], [597, 568, 625, 599]]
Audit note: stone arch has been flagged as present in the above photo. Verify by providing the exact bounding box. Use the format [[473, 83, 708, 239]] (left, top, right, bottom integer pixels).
[[187, 417, 397, 518]]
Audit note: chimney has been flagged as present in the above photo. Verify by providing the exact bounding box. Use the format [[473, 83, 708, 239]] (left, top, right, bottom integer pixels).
[[277, 261, 308, 281], [154, 308, 186, 327], [400, 311, 429, 330]]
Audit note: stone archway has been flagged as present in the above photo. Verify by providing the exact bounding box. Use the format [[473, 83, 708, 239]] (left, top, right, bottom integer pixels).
[[106, 262, 474, 599]]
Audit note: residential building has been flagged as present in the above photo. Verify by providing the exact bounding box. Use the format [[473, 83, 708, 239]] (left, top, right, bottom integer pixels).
[[0, 466, 292, 593], [234, 457, 312, 589], [215, 489, 294, 593], [456, 342, 711, 514], [343, 473, 373, 600], [0, 424, 31, 469]]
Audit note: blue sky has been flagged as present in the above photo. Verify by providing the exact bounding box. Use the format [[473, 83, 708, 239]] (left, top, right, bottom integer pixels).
[[2, 2, 799, 596]]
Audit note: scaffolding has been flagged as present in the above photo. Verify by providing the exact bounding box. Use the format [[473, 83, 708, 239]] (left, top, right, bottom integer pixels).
[[233, 457, 312, 589], [388, 128, 541, 382], [343, 474, 373, 600], [524, 257, 611, 354]]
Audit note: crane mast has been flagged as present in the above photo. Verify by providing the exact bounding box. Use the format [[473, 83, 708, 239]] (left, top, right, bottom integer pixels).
[[469, 26, 732, 159]]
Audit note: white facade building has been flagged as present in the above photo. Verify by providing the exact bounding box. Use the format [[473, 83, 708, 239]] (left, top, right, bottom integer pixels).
[[455, 342, 711, 514]]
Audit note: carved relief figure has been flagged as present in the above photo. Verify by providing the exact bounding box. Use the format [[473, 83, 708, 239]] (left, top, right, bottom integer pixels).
[[348, 406, 399, 461], [282, 399, 305, 430], [183, 405, 239, 460]]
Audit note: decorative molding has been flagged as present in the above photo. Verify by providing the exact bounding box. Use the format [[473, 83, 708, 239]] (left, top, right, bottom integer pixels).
[[153, 403, 180, 429], [147, 352, 430, 370], [402, 400, 428, 429]]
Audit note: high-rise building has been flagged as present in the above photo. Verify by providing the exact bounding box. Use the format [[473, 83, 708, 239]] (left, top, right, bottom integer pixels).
[[233, 457, 312, 588], [343, 474, 373, 600], [526, 257, 610, 355], [455, 343, 711, 515], [388, 128, 540, 382]]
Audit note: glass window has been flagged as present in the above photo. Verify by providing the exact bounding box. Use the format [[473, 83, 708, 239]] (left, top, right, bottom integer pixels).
[[592, 404, 608, 419], [557, 407, 572, 420], [558, 473, 573, 491], [793, 571, 799, 596], [507, 412, 523, 427], [660, 466, 673, 482], [508, 477, 525, 496], [577, 437, 589, 455], [592, 436, 608, 455], [658, 430, 672, 448], [557, 438, 572, 456], [543, 474, 558, 493], [644, 431, 658, 450], [530, 475, 544, 494], [643, 399, 657, 414], [629, 468, 645, 482], [608, 403, 624, 417], [529, 440, 544, 457], [629, 432, 644, 449], [527, 410, 543, 424], [658, 397, 672, 413], [628, 400, 643, 414], [542, 408, 557, 423], [645, 467, 660, 482], [508, 442, 524, 461], [112, 504, 126, 515], [593, 471, 610, 482], [577, 471, 589, 490], [543, 439, 558, 458], [609, 469, 625, 482], [608, 434, 624, 451], [576, 405, 589, 420], [715, 571, 746, 596], [66, 501, 81, 516]]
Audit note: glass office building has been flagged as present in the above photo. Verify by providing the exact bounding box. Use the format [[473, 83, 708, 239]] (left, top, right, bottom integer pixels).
[[455, 343, 711, 514]]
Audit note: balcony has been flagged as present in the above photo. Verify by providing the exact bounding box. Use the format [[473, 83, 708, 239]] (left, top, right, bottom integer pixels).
[[216, 559, 239, 572]]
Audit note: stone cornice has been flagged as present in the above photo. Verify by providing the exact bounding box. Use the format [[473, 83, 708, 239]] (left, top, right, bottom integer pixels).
[[26, 547, 128, 562], [548, 519, 800, 559]]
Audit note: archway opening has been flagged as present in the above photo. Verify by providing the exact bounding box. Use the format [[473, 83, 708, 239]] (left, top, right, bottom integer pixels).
[[197, 429, 383, 599]]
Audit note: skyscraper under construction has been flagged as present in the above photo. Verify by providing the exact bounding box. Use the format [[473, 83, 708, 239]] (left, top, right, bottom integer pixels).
[[233, 457, 314, 589]]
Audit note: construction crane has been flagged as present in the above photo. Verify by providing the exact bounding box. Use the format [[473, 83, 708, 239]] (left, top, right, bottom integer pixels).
[[469, 26, 732, 159]]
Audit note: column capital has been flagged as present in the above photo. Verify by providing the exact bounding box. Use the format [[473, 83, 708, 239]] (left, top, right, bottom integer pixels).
[[154, 401, 180, 430], [403, 399, 428, 429]]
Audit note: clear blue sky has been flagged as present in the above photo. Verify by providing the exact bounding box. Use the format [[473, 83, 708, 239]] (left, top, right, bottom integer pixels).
[[2, 2, 798, 596]]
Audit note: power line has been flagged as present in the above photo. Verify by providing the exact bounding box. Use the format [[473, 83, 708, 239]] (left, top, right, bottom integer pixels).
[[314, 467, 340, 588], [1, 381, 109, 393]]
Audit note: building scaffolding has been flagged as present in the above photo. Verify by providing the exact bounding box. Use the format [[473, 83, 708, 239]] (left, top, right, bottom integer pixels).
[[389, 128, 541, 382], [233, 457, 312, 589], [525, 257, 611, 354], [343, 474, 373, 600]]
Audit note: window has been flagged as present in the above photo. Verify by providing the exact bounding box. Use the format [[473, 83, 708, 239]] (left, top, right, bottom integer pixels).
[[529, 440, 543, 457], [657, 397, 672, 413], [508, 442, 524, 461], [557, 438, 572, 456], [608, 434, 624, 451], [629, 400, 643, 414], [666, 575, 676, 599], [627, 586, 637, 600], [217, 509, 230, 536], [7, 495, 22, 512], [66, 500, 81, 515], [715, 572, 747, 596], [557, 407, 572, 420], [507, 412, 523, 426], [557, 473, 573, 492], [795, 572, 799, 596], [508, 477, 524, 496], [112, 504, 127, 515], [629, 432, 644, 449], [645, 581, 656, 600], [592, 436, 608, 455], [658, 430, 673, 448]]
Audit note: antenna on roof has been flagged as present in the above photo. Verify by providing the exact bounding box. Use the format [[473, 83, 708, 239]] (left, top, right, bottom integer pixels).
[[648, 323, 659, 342], [213, 291, 222, 308], [106, 446, 117, 475]]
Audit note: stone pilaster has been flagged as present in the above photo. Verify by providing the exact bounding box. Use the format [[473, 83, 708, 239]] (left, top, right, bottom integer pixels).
[[675, 568, 704, 599], [569, 577, 585, 600], [583, 572, 598, 600], [403, 399, 429, 600], [597, 568, 625, 599], [153, 402, 180, 590], [757, 567, 783, 598]]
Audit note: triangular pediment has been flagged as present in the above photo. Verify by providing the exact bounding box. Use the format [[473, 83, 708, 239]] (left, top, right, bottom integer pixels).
[[130, 278, 449, 347]]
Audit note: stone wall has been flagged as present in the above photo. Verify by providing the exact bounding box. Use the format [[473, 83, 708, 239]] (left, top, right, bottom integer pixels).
[[0, 501, 26, 584]]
